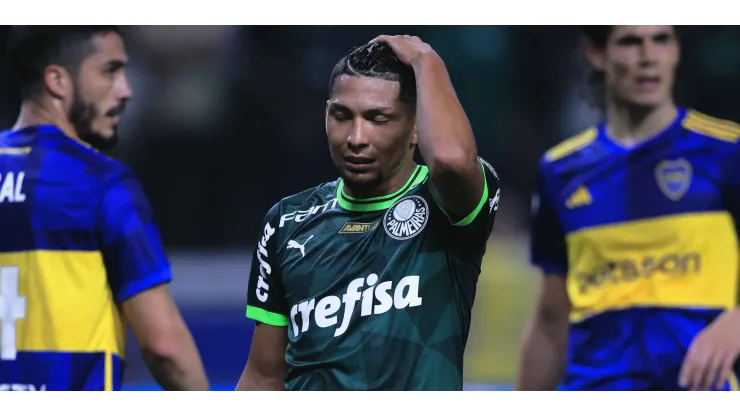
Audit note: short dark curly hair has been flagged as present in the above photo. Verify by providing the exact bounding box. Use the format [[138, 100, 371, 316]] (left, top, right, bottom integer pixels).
[[6, 25, 119, 100], [328, 42, 417, 110]]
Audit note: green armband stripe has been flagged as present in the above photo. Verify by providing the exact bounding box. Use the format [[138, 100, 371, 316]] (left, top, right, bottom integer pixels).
[[436, 160, 490, 227], [246, 306, 289, 327]]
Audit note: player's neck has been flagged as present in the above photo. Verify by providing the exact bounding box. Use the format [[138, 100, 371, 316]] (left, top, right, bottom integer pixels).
[[13, 100, 82, 143], [342, 162, 418, 200], [605, 100, 678, 147]]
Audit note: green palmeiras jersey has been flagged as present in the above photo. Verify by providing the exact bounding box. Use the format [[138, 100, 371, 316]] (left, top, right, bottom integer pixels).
[[245, 158, 500, 390]]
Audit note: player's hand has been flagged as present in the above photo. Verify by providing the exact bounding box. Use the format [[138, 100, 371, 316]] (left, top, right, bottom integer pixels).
[[370, 35, 438, 67], [679, 308, 740, 391]]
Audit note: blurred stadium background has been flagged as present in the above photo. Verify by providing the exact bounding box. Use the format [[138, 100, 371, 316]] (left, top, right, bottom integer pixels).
[[0, 25, 738, 391]]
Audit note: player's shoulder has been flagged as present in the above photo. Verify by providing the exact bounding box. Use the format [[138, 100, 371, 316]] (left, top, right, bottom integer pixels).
[[35, 126, 131, 177], [263, 180, 339, 226], [539, 126, 600, 172], [4, 125, 134, 188], [65, 143, 137, 193], [680, 109, 740, 148]]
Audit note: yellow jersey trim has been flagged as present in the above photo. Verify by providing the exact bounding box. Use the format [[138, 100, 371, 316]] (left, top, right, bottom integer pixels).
[[682, 110, 740, 143], [545, 128, 598, 162]]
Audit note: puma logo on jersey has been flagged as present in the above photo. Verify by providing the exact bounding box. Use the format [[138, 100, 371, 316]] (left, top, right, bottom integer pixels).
[[489, 188, 500, 214], [289, 273, 423, 338], [287, 235, 313, 257], [255, 222, 276, 303]]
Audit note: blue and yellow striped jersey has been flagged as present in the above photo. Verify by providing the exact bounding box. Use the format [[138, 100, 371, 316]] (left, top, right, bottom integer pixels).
[[530, 108, 740, 390], [0, 125, 172, 391]]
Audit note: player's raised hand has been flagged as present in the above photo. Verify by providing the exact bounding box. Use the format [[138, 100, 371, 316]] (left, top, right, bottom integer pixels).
[[370, 35, 438, 67], [679, 309, 740, 391]]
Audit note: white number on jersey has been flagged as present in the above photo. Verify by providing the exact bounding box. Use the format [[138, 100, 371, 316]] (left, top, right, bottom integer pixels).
[[0, 266, 26, 360]]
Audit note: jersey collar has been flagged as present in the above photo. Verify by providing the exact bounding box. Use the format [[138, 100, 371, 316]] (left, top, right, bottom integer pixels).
[[336, 165, 429, 212], [597, 106, 687, 152]]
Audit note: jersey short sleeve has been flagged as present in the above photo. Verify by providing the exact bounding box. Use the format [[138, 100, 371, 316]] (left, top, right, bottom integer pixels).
[[436, 157, 501, 245], [98, 172, 172, 302], [529, 161, 568, 276], [246, 204, 289, 327]]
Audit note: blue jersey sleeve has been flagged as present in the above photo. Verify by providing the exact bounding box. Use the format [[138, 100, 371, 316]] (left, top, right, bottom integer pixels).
[[98, 172, 172, 302], [530, 161, 568, 276], [722, 142, 740, 236]]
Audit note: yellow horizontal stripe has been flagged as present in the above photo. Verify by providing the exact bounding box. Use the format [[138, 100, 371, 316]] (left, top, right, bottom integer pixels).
[[0, 250, 125, 355], [565, 212, 739, 322]]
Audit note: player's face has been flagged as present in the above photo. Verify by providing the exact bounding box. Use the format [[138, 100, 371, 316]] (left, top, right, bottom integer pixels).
[[69, 31, 132, 150], [592, 25, 679, 108], [326, 75, 416, 191]]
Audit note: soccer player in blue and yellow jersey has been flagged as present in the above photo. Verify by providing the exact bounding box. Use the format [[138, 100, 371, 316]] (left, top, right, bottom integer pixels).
[[517, 25, 740, 391], [0, 26, 208, 391]]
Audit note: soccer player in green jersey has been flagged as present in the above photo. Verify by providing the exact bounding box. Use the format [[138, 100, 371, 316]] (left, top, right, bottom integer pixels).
[[236, 35, 500, 391]]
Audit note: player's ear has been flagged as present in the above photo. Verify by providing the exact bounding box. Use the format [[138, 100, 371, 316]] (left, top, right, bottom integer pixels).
[[585, 41, 606, 72], [410, 126, 418, 148], [43, 64, 72, 100]]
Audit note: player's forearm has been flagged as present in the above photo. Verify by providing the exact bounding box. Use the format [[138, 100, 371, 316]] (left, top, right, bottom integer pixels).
[[516, 317, 568, 390], [235, 363, 285, 391], [236, 375, 285, 391], [412, 53, 478, 175], [142, 336, 210, 391]]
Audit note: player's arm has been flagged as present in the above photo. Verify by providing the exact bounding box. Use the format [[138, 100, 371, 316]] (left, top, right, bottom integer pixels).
[[679, 141, 740, 391], [516, 168, 571, 391], [236, 324, 287, 390], [99, 173, 209, 391], [517, 274, 570, 390], [122, 286, 209, 390], [375, 35, 484, 219], [236, 206, 290, 391]]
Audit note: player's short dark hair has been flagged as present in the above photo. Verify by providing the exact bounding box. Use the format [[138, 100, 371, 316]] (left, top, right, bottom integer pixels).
[[580, 26, 614, 109], [328, 42, 417, 111], [581, 25, 682, 49], [581, 26, 614, 50], [6, 25, 120, 100]]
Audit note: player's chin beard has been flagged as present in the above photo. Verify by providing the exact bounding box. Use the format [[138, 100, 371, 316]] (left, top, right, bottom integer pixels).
[[68, 95, 119, 151], [340, 169, 384, 198]]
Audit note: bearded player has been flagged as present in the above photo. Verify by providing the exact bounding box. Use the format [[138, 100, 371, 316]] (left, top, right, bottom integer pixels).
[[518, 25, 740, 391], [237, 35, 500, 390], [0, 26, 208, 391]]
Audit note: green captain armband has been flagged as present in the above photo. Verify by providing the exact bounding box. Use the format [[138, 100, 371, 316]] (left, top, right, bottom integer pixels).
[[246, 305, 289, 327]]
